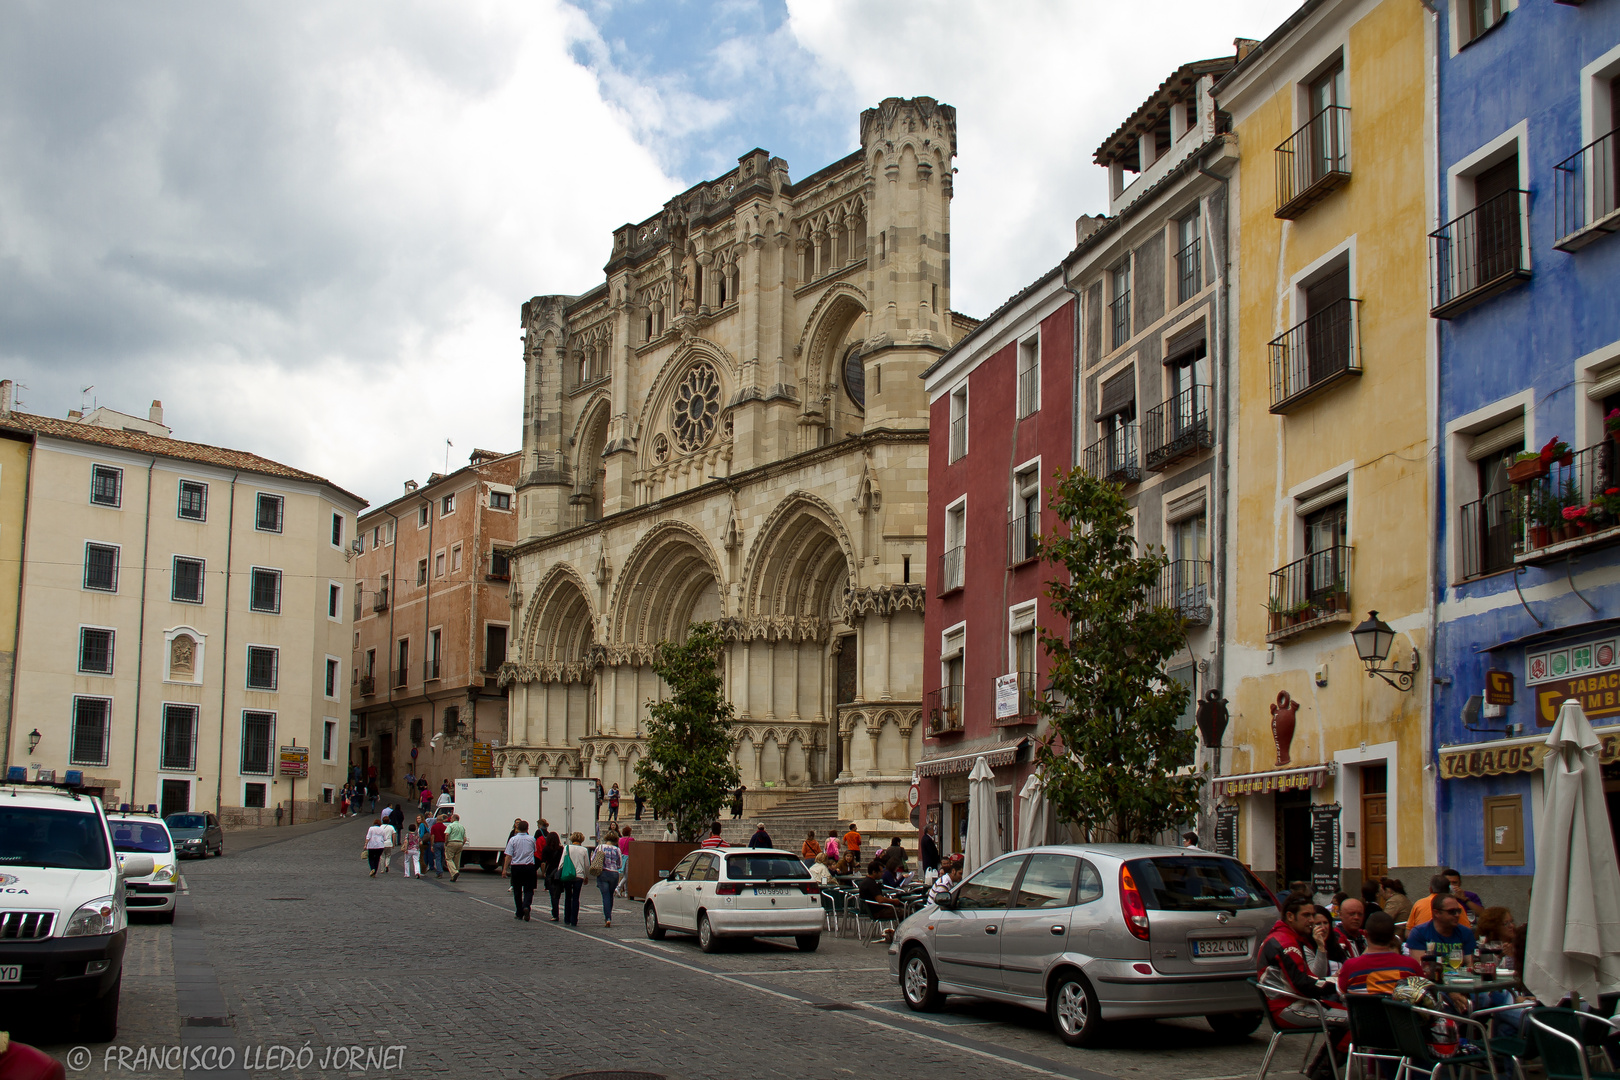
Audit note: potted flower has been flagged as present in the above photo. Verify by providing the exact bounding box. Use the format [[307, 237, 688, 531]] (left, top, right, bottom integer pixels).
[[1541, 436, 1574, 469], [1527, 487, 1560, 547], [1564, 503, 1593, 536], [1606, 408, 1619, 445], [1267, 593, 1287, 633], [1508, 449, 1549, 485]]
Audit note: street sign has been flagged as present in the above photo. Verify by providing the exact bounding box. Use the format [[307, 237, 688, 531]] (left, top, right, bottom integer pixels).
[[278, 745, 309, 778], [907, 783, 920, 808], [463, 741, 494, 778], [995, 674, 1020, 719], [1485, 669, 1515, 706]]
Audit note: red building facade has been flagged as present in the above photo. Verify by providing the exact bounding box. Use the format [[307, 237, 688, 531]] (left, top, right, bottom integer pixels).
[[919, 272, 1076, 856]]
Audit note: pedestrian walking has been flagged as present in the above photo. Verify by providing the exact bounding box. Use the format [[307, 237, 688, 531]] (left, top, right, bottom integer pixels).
[[378, 815, 397, 873], [748, 822, 772, 849], [502, 819, 538, 921], [444, 813, 466, 881], [561, 831, 589, 925], [540, 829, 564, 921], [616, 826, 632, 898], [634, 791, 644, 820], [590, 831, 623, 926], [843, 823, 862, 863], [730, 784, 746, 819], [824, 830, 840, 861], [607, 783, 620, 823], [363, 818, 390, 877], [801, 831, 820, 860], [403, 816, 423, 878], [429, 814, 448, 878]]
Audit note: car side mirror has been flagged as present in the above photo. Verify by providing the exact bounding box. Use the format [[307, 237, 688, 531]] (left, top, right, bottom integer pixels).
[[935, 892, 956, 910], [119, 854, 154, 878]]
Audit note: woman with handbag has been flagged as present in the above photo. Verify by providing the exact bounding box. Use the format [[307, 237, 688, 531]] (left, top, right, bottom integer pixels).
[[591, 833, 623, 926], [540, 830, 564, 922], [363, 818, 390, 877], [560, 831, 589, 926]]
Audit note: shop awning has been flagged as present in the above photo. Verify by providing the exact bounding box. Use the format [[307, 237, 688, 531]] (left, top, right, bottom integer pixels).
[[1212, 764, 1333, 798], [1475, 617, 1620, 654], [1439, 723, 1620, 779], [916, 738, 1029, 777]]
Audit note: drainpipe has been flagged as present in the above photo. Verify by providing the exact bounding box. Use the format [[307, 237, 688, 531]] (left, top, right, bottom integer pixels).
[[128, 459, 155, 808], [382, 506, 400, 788], [214, 475, 238, 814], [1, 433, 35, 774], [1199, 153, 1233, 811]]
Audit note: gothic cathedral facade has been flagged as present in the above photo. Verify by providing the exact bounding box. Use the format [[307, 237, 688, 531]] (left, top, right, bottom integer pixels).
[[497, 98, 967, 825]]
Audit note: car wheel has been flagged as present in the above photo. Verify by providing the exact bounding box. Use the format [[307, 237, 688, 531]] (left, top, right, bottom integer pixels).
[[1207, 1011, 1264, 1040], [644, 903, 666, 940], [795, 933, 820, 953], [82, 973, 121, 1042], [1049, 971, 1101, 1047], [901, 947, 944, 1012], [697, 912, 720, 953]]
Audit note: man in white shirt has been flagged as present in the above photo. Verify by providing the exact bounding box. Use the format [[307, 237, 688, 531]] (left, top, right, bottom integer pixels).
[[379, 818, 397, 873]]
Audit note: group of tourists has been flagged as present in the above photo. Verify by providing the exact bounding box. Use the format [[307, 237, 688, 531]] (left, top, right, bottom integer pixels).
[[499, 819, 633, 926], [361, 805, 467, 880]]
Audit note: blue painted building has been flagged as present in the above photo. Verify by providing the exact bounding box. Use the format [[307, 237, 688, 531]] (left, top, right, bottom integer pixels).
[[1432, 0, 1620, 908]]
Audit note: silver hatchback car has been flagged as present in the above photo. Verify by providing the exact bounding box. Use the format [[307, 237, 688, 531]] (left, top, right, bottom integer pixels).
[[889, 844, 1277, 1046]]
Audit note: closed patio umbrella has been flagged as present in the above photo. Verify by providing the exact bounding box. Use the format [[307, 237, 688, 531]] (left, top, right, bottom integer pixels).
[[965, 756, 1000, 876], [1524, 698, 1620, 1007], [1016, 771, 1048, 850]]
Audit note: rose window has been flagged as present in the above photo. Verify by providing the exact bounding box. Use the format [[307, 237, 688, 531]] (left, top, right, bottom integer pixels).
[[651, 433, 670, 464], [671, 362, 721, 452]]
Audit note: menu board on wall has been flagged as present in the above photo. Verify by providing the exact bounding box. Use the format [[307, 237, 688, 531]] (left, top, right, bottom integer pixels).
[[1310, 803, 1341, 898], [1214, 804, 1239, 857]]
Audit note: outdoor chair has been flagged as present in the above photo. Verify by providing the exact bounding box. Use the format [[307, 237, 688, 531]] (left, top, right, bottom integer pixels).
[[859, 897, 900, 948], [826, 888, 860, 938], [1344, 993, 1405, 1080], [1250, 977, 1342, 1080], [820, 890, 840, 934], [1382, 998, 1497, 1080], [1471, 1002, 1536, 1080], [1525, 1008, 1620, 1080]]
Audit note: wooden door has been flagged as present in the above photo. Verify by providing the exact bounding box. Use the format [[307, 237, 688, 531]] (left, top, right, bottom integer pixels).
[[1362, 794, 1389, 881]]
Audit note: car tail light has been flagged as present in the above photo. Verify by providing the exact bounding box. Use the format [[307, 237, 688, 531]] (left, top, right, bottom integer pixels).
[[802, 883, 820, 896], [1119, 865, 1150, 940], [714, 883, 741, 895]]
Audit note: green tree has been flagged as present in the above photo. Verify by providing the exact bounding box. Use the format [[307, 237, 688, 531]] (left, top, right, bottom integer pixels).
[[1034, 466, 1203, 843], [633, 621, 741, 842]]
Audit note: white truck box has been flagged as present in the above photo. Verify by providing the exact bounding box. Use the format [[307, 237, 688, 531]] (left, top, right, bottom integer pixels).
[[452, 776, 600, 869], [539, 777, 599, 841]]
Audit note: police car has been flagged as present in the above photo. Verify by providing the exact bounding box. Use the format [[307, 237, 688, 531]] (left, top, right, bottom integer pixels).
[[106, 809, 178, 922], [0, 772, 153, 1040]]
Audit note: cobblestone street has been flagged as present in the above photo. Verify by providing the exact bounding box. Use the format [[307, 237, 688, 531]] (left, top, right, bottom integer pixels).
[[21, 819, 1274, 1079]]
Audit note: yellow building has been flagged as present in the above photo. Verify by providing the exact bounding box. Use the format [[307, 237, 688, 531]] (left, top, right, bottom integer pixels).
[[1212, 0, 1435, 893], [0, 427, 32, 763], [0, 383, 367, 826]]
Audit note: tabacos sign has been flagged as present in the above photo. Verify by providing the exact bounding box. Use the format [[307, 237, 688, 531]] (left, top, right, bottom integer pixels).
[[1527, 637, 1620, 727]]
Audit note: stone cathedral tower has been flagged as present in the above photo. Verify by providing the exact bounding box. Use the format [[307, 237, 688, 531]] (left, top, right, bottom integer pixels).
[[497, 98, 968, 829]]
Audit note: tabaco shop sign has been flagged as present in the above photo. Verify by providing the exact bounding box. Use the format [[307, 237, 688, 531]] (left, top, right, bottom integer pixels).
[[1526, 636, 1620, 726], [1440, 726, 1620, 779]]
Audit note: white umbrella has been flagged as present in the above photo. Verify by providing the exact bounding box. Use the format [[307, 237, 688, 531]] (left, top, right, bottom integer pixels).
[[965, 756, 1000, 876], [1016, 771, 1048, 850], [1525, 698, 1620, 1006]]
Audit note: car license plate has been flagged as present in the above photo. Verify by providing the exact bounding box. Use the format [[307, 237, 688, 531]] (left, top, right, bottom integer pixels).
[[0, 964, 20, 983], [1192, 937, 1249, 958], [753, 887, 793, 896]]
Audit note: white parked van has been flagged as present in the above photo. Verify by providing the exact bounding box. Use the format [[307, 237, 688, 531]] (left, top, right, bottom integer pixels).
[[0, 780, 153, 1040]]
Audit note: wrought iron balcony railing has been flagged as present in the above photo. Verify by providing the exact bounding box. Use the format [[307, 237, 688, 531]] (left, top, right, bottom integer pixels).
[[1007, 516, 1039, 566], [1147, 559, 1214, 625], [949, 415, 967, 460], [1017, 365, 1040, 417], [924, 684, 964, 734], [1457, 488, 1519, 580], [1553, 127, 1620, 251], [1267, 545, 1353, 643], [1513, 439, 1620, 564], [1269, 298, 1361, 413], [1144, 385, 1213, 470], [1276, 106, 1351, 219], [1429, 190, 1531, 318], [359, 675, 376, 697], [1083, 423, 1140, 485], [995, 671, 1040, 725], [371, 588, 389, 613], [423, 658, 441, 682], [1176, 237, 1202, 303], [392, 667, 408, 689], [938, 545, 965, 593]]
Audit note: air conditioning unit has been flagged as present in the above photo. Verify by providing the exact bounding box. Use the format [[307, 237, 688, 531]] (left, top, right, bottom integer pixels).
[[351, 538, 363, 554]]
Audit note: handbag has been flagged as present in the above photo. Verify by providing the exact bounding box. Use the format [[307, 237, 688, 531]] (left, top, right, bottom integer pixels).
[[559, 847, 578, 882], [588, 846, 605, 878]]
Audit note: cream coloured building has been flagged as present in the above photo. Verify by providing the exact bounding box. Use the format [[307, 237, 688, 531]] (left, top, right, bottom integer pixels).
[[0, 383, 366, 825], [500, 98, 970, 826]]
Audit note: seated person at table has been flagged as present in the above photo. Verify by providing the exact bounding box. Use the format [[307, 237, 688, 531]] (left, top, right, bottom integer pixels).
[[1258, 894, 1349, 1065], [856, 859, 901, 921], [1405, 895, 1475, 973], [1408, 873, 1474, 931], [1336, 898, 1369, 958], [808, 853, 835, 887], [881, 863, 906, 888], [1307, 908, 1350, 976], [1338, 912, 1424, 995], [927, 857, 961, 904]]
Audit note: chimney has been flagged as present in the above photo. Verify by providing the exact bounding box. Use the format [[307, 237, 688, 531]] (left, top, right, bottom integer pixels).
[[67, 409, 83, 421], [1234, 37, 1260, 62], [1075, 214, 1106, 246], [404, 480, 419, 494], [149, 400, 164, 426], [0, 380, 11, 418]]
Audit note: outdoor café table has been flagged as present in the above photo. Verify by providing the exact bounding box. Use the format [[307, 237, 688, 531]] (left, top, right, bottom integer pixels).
[[1424, 976, 1525, 996]]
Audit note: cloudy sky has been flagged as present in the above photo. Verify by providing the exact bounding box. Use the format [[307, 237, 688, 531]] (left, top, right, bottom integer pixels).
[[0, 0, 1300, 506]]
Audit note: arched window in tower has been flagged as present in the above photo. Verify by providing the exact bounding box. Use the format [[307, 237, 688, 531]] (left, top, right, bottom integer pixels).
[[852, 214, 867, 259], [820, 232, 833, 276], [844, 345, 865, 409], [729, 265, 740, 302], [671, 361, 722, 452]]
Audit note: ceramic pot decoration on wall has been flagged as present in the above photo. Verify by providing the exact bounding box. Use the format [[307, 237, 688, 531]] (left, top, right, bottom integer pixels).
[[1270, 691, 1299, 767]]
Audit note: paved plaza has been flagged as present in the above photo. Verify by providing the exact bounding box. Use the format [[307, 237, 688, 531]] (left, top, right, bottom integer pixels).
[[18, 818, 1276, 1080]]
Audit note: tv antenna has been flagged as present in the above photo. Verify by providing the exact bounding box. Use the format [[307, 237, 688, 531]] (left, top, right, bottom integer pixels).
[[80, 385, 95, 413]]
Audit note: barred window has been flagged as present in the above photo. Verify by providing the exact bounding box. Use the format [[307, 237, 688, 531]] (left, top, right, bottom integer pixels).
[[255, 493, 283, 533], [249, 568, 281, 613], [91, 465, 122, 507], [79, 627, 114, 675], [240, 711, 275, 775], [178, 480, 207, 521], [243, 782, 267, 808], [161, 704, 198, 771], [70, 696, 111, 766], [246, 646, 279, 691], [172, 556, 205, 603], [84, 543, 119, 592]]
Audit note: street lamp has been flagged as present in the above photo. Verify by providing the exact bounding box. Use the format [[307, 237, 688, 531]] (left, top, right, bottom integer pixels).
[[1351, 610, 1417, 691], [27, 729, 40, 754]]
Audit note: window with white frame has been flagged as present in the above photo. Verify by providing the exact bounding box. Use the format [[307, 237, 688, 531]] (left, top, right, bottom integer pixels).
[[489, 490, 512, 511], [178, 480, 207, 521], [325, 657, 340, 698], [1017, 334, 1041, 418], [255, 493, 283, 533], [71, 696, 111, 766], [417, 558, 428, 586], [243, 782, 268, 808], [323, 719, 337, 761], [328, 582, 341, 618], [79, 627, 114, 675], [330, 512, 344, 548], [939, 626, 965, 730], [240, 711, 275, 775], [1010, 602, 1037, 718], [434, 551, 445, 578], [942, 499, 966, 592], [1011, 462, 1041, 564], [84, 543, 119, 592], [249, 567, 281, 613], [90, 464, 122, 508], [948, 384, 969, 461], [441, 493, 455, 516], [161, 704, 198, 771], [417, 503, 429, 528], [246, 645, 279, 691], [172, 556, 205, 604], [451, 544, 462, 573], [1110, 258, 1133, 349]]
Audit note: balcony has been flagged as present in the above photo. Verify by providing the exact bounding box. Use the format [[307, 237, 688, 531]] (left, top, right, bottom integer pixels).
[[423, 658, 441, 682], [1553, 128, 1620, 252], [1147, 559, 1213, 625], [1266, 545, 1353, 643], [1429, 190, 1531, 318], [925, 684, 964, 735], [949, 415, 967, 460], [1269, 298, 1362, 413], [1176, 237, 1202, 303], [1017, 365, 1040, 418], [1083, 424, 1140, 486], [392, 667, 408, 689], [371, 588, 389, 613], [1275, 106, 1351, 219], [1109, 293, 1131, 351], [1513, 440, 1620, 566], [938, 546, 965, 594], [1144, 385, 1213, 470], [995, 671, 1040, 726], [1457, 488, 1518, 580], [359, 675, 376, 697], [1007, 517, 1039, 566]]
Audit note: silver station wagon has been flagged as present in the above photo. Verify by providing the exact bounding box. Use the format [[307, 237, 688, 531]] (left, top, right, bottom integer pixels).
[[889, 844, 1278, 1046]]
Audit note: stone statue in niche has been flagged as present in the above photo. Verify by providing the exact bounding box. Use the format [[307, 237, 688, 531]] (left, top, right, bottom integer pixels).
[[1270, 691, 1298, 767], [170, 635, 195, 679]]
